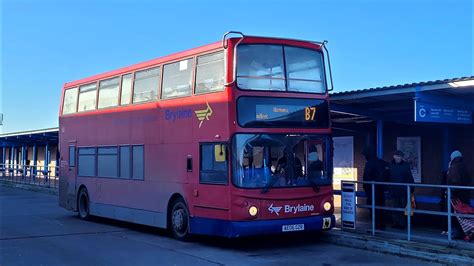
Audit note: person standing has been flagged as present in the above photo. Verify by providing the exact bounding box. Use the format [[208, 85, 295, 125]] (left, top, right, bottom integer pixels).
[[362, 147, 390, 230], [388, 150, 415, 229], [447, 150, 470, 204], [447, 150, 473, 241]]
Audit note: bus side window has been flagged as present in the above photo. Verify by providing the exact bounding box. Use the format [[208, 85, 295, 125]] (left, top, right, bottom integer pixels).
[[68, 146, 76, 167], [200, 143, 228, 185], [195, 51, 225, 94]]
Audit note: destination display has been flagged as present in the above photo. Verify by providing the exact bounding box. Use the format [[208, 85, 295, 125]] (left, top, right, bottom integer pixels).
[[237, 97, 329, 128]]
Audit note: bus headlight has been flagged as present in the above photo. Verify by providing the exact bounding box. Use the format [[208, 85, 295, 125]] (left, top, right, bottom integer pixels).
[[323, 202, 332, 211], [249, 206, 258, 216]]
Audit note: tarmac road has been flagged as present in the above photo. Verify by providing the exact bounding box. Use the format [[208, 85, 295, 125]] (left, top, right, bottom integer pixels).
[[0, 185, 437, 266]]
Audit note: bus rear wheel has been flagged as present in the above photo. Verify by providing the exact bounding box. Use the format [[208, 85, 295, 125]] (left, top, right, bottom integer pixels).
[[170, 198, 191, 241], [77, 188, 90, 220]]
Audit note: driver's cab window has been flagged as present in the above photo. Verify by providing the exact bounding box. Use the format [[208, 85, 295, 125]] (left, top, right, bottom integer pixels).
[[200, 143, 228, 184]]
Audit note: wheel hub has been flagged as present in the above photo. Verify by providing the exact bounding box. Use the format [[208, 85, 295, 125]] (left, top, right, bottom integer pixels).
[[172, 209, 185, 232]]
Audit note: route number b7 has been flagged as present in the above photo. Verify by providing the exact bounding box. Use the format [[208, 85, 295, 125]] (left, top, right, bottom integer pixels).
[[305, 107, 316, 121]]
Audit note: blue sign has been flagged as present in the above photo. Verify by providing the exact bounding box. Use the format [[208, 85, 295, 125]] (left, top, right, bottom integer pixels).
[[415, 101, 472, 124]]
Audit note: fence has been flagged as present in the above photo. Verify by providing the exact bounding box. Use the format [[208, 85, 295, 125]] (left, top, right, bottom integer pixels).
[[0, 163, 59, 188], [341, 180, 474, 243]]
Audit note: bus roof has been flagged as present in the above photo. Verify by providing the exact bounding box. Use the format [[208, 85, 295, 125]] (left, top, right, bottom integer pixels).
[[63, 35, 324, 89], [64, 40, 222, 88]]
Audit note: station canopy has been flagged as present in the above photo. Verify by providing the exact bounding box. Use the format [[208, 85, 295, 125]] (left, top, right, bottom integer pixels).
[[330, 76, 474, 127]]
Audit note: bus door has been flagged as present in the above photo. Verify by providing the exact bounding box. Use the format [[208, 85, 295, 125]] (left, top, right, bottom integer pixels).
[[193, 143, 230, 218], [59, 142, 77, 210]]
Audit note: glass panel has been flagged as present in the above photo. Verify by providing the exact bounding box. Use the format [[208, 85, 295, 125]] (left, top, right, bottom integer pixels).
[[201, 145, 214, 171], [78, 148, 96, 177], [78, 83, 97, 112], [98, 77, 119, 109], [119, 146, 130, 178], [236, 45, 285, 91], [232, 134, 330, 188], [285, 46, 325, 93], [162, 59, 193, 99], [133, 67, 160, 103], [97, 147, 118, 177], [200, 144, 228, 184], [120, 74, 133, 105], [62, 87, 78, 114], [132, 145, 144, 180], [68, 146, 75, 167], [195, 52, 225, 94]]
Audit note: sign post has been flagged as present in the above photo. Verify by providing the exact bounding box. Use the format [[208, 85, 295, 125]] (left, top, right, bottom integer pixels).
[[341, 182, 356, 229]]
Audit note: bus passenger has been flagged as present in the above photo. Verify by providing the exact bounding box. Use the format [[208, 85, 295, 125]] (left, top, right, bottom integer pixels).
[[362, 146, 390, 230], [388, 150, 415, 229]]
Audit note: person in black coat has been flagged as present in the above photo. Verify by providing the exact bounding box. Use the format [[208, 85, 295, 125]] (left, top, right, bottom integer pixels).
[[447, 151, 471, 204], [388, 150, 415, 229], [362, 146, 390, 230]]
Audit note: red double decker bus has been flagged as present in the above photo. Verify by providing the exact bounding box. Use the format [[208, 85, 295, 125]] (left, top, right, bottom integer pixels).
[[59, 32, 334, 240]]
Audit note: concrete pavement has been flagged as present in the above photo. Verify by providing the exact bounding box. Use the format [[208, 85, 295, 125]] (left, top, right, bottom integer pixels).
[[0, 185, 437, 265]]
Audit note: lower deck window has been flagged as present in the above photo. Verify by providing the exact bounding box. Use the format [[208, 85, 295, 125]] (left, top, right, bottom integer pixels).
[[132, 145, 144, 180], [97, 147, 118, 177], [78, 147, 96, 177]]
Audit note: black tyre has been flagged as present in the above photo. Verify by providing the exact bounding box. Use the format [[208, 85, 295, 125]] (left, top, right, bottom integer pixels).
[[77, 188, 90, 220], [170, 198, 191, 241]]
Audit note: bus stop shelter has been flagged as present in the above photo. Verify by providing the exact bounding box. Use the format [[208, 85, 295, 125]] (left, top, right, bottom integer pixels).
[[330, 76, 474, 203]]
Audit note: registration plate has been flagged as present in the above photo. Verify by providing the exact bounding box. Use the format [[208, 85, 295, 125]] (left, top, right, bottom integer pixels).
[[282, 224, 305, 232]]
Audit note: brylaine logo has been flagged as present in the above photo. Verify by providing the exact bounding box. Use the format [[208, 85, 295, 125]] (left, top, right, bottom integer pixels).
[[194, 102, 213, 128], [268, 203, 282, 216], [268, 203, 315, 216]]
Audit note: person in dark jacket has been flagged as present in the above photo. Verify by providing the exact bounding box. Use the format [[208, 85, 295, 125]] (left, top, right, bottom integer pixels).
[[447, 150, 471, 204], [388, 150, 415, 229], [362, 146, 390, 230]]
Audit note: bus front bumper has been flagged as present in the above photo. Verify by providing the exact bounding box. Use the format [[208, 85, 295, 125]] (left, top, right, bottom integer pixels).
[[190, 214, 335, 238]]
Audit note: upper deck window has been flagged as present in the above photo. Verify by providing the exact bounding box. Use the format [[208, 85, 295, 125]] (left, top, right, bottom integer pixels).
[[236, 44, 326, 93], [62, 87, 78, 114], [162, 59, 193, 99], [78, 83, 97, 112], [236, 45, 285, 91], [195, 52, 225, 94], [98, 77, 120, 109], [133, 67, 160, 103], [120, 74, 133, 105], [285, 46, 325, 93]]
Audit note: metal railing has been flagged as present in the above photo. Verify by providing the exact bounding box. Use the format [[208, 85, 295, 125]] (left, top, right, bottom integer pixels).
[[341, 180, 474, 243], [0, 163, 59, 188]]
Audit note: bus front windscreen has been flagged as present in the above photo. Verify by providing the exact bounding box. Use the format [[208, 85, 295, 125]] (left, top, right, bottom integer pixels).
[[236, 44, 326, 93], [232, 134, 332, 189]]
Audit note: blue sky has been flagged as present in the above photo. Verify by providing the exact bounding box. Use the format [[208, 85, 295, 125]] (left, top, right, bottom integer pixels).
[[1, 0, 472, 133]]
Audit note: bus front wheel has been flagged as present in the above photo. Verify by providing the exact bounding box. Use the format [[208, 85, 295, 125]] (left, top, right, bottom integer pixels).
[[170, 198, 191, 241], [77, 188, 90, 220]]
